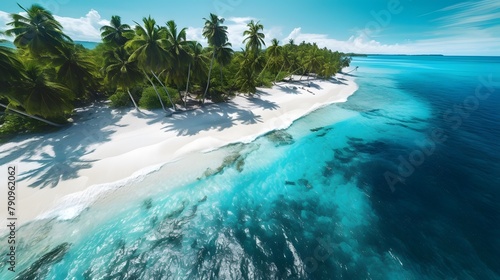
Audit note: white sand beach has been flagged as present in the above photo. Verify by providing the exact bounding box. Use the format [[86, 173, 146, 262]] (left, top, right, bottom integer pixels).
[[0, 74, 358, 231]]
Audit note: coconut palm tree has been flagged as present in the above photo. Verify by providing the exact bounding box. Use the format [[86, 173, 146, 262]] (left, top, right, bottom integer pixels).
[[100, 15, 134, 46], [341, 56, 352, 68], [213, 42, 234, 84], [258, 38, 281, 81], [6, 4, 72, 57], [234, 48, 265, 94], [104, 47, 143, 109], [52, 44, 97, 99], [126, 16, 175, 111], [243, 20, 265, 54], [304, 47, 323, 80], [164, 20, 190, 100], [184, 41, 209, 105], [0, 33, 69, 126], [0, 37, 23, 93], [201, 13, 228, 104], [13, 63, 74, 119]]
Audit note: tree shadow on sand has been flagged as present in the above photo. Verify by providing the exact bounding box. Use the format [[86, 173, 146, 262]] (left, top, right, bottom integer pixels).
[[246, 96, 279, 111], [20, 145, 97, 188], [162, 101, 262, 136], [276, 84, 303, 95], [0, 103, 125, 188], [129, 108, 171, 126]]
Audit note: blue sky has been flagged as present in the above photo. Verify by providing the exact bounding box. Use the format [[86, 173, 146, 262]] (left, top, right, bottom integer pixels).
[[1, 0, 499, 55]]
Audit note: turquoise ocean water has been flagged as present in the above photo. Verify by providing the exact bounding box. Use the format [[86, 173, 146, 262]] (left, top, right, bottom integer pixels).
[[1, 56, 499, 279], [0, 41, 98, 49]]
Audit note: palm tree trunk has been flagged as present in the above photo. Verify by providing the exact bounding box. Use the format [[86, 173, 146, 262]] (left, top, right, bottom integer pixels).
[[143, 71, 167, 112], [274, 62, 285, 84], [0, 103, 66, 127], [127, 88, 139, 110], [220, 66, 223, 84], [150, 71, 176, 111], [202, 51, 216, 105], [258, 59, 271, 82], [184, 63, 191, 107]]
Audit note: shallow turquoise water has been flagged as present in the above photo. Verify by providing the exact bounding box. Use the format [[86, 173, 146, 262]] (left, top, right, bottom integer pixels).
[[2, 55, 499, 279]]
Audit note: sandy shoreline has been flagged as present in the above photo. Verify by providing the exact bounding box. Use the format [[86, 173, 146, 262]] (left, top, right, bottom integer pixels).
[[0, 73, 358, 232]]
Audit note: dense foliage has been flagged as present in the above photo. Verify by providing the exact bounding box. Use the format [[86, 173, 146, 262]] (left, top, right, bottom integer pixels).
[[0, 4, 351, 135]]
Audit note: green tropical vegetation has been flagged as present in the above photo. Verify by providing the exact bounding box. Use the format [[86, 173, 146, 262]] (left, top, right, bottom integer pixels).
[[0, 4, 352, 137]]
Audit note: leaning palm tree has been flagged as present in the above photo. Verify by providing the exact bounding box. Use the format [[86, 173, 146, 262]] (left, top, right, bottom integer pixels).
[[274, 46, 294, 84], [100, 15, 134, 46], [243, 20, 265, 54], [104, 47, 143, 109], [258, 38, 281, 81], [0, 36, 51, 124], [201, 13, 228, 104], [126, 16, 175, 111], [303, 47, 323, 80], [233, 48, 265, 94], [9, 63, 74, 120], [6, 4, 72, 57]]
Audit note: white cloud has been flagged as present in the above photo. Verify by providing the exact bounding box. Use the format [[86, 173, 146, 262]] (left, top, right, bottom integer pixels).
[[0, 10, 10, 39], [186, 17, 283, 50], [227, 17, 254, 25], [282, 28, 412, 54], [0, 9, 107, 42], [186, 27, 204, 43], [0, 10, 9, 23], [226, 17, 256, 49], [415, 0, 500, 55], [54, 9, 109, 42], [2, 5, 499, 55], [225, 17, 283, 49], [433, 0, 500, 27], [280, 26, 500, 56], [284, 27, 301, 43]]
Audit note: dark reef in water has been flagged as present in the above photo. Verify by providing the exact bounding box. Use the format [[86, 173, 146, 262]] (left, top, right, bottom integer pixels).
[[16, 243, 71, 280], [265, 130, 295, 146]]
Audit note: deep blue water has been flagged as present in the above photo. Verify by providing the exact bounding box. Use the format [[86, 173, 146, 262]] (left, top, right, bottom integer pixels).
[[1, 56, 499, 279]]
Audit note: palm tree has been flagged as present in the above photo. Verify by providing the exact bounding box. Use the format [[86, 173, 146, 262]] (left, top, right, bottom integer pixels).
[[234, 48, 265, 94], [273, 46, 289, 84], [13, 63, 74, 119], [258, 38, 281, 81], [126, 16, 175, 111], [303, 47, 323, 80], [6, 4, 72, 57], [0, 32, 68, 127], [0, 36, 23, 93], [104, 47, 143, 109], [213, 42, 234, 84], [164, 20, 190, 101], [243, 20, 265, 54], [52, 45, 97, 99], [100, 15, 133, 46], [184, 41, 208, 105], [341, 56, 352, 68], [202, 13, 228, 104]]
